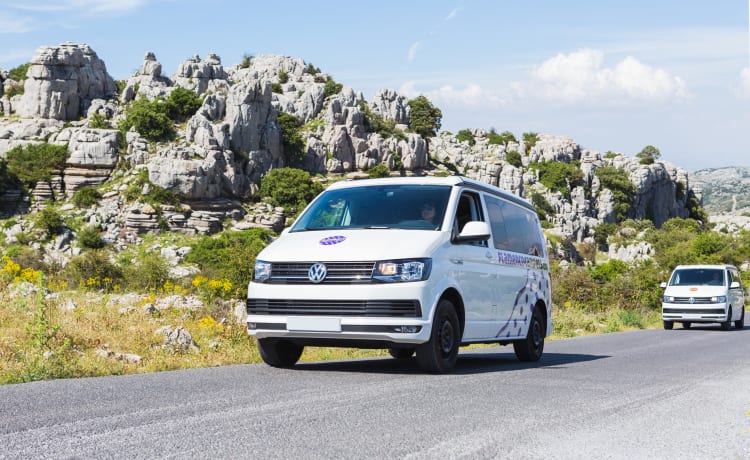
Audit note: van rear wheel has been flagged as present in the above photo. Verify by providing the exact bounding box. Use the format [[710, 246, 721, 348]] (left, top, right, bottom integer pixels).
[[513, 306, 545, 362], [257, 338, 303, 368], [416, 299, 460, 373]]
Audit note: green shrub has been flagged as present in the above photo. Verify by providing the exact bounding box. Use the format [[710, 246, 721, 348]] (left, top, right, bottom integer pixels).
[[185, 228, 274, 296], [367, 163, 391, 178], [5, 84, 24, 98], [530, 192, 554, 221], [259, 168, 323, 217], [323, 78, 343, 98], [77, 226, 105, 249], [240, 54, 253, 69], [8, 63, 31, 81], [505, 150, 522, 168], [522, 132, 538, 153], [278, 70, 289, 83], [488, 129, 516, 146], [165, 87, 202, 122], [5, 143, 69, 189], [118, 97, 174, 142], [66, 250, 123, 285], [72, 186, 102, 208], [271, 82, 283, 94], [593, 221, 617, 250], [88, 112, 111, 129], [35, 208, 64, 237], [277, 112, 305, 167], [589, 259, 628, 283], [407, 95, 442, 138], [305, 63, 320, 75], [455, 129, 475, 146], [595, 166, 636, 222], [122, 255, 172, 292], [357, 101, 407, 141], [530, 161, 584, 197]]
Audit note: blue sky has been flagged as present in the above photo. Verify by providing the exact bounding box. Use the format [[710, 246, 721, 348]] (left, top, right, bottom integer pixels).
[[1, 0, 748, 171]]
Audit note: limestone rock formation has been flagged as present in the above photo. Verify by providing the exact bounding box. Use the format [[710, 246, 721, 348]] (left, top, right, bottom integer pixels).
[[17, 43, 117, 120], [121, 52, 172, 103]]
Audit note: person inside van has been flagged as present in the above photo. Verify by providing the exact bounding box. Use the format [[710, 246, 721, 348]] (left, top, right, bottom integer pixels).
[[420, 201, 438, 227]]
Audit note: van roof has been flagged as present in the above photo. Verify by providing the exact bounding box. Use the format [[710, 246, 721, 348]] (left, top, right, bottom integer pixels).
[[325, 175, 535, 212], [673, 264, 738, 270]]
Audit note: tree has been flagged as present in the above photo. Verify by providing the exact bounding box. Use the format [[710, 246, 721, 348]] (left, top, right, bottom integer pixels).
[[5, 143, 69, 189], [277, 112, 305, 167], [259, 168, 323, 217], [407, 95, 442, 138], [455, 129, 475, 146], [595, 166, 636, 221], [636, 145, 661, 165], [118, 97, 174, 142], [164, 87, 202, 122]]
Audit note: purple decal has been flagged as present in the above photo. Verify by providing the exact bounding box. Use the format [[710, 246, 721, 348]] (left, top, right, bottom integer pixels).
[[319, 235, 346, 246]]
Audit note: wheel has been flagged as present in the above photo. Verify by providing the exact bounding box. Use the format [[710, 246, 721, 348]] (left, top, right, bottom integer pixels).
[[720, 307, 732, 331], [388, 348, 415, 360], [416, 299, 460, 373], [682, 322, 691, 329], [735, 308, 745, 329], [513, 305, 546, 362], [663, 320, 674, 330], [257, 338, 303, 368]]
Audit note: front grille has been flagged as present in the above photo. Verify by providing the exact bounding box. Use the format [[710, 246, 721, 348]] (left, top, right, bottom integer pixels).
[[267, 262, 375, 284], [247, 299, 421, 317], [670, 297, 715, 304], [663, 307, 726, 315]]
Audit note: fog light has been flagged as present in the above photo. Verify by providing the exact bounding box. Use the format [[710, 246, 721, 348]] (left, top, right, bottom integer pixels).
[[393, 325, 420, 333]]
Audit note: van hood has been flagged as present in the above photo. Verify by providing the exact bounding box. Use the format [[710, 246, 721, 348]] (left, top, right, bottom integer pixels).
[[664, 286, 727, 297], [258, 229, 445, 262]]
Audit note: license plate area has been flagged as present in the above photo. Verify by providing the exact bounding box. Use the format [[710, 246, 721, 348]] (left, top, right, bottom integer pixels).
[[287, 316, 341, 332]]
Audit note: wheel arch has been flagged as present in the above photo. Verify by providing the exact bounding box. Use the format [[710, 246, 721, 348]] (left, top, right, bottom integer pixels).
[[439, 288, 465, 337]]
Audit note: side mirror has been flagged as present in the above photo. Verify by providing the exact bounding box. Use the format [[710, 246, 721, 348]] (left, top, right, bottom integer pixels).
[[454, 221, 491, 243], [730, 281, 740, 289], [660, 282, 667, 288]]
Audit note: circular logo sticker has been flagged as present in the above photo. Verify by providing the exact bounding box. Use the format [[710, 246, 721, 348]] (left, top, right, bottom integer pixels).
[[319, 235, 346, 246]]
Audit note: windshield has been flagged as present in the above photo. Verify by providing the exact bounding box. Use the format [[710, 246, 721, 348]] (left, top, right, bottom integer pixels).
[[292, 184, 451, 232], [669, 268, 725, 286]]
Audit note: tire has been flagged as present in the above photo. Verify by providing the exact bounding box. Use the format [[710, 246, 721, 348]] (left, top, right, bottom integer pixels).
[[513, 305, 546, 362], [388, 348, 415, 360], [257, 338, 303, 368], [735, 308, 745, 329], [720, 307, 732, 331], [663, 320, 674, 330], [682, 322, 691, 329], [416, 299, 460, 373]]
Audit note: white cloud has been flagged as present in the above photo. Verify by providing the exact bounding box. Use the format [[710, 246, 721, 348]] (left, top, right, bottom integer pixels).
[[526, 48, 688, 105], [399, 81, 507, 109], [12, 0, 145, 15], [407, 41, 421, 63], [445, 6, 462, 21], [739, 67, 750, 98]]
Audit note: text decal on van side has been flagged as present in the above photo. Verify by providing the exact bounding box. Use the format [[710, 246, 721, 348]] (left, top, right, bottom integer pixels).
[[320, 235, 346, 246], [497, 251, 548, 270]]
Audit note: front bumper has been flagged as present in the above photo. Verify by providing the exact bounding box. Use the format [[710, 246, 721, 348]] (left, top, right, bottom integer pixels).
[[662, 303, 728, 322]]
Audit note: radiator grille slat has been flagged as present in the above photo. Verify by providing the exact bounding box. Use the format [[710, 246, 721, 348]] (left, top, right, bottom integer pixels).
[[268, 262, 375, 285], [247, 299, 421, 317]]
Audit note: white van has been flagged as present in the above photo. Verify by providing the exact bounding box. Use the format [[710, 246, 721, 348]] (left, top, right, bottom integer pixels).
[[661, 264, 746, 330], [246, 176, 552, 373]]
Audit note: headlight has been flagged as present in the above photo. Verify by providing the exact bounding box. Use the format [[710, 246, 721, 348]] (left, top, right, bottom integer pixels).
[[663, 295, 674, 303], [373, 258, 431, 282], [711, 295, 727, 303], [254, 260, 271, 283]]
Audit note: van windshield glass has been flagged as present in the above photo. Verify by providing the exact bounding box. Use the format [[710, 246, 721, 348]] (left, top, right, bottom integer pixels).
[[291, 185, 451, 231], [669, 268, 725, 286]]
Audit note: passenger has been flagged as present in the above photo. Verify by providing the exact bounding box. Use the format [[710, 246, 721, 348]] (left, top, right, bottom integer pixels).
[[421, 202, 437, 224]]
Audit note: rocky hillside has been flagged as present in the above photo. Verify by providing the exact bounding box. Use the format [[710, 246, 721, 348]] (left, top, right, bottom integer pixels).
[[691, 167, 750, 215], [0, 42, 700, 257]]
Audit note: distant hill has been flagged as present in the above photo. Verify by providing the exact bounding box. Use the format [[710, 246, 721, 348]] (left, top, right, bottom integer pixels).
[[691, 167, 750, 215]]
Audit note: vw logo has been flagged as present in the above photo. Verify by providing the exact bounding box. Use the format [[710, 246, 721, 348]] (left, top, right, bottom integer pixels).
[[308, 263, 327, 283], [689, 297, 695, 304]]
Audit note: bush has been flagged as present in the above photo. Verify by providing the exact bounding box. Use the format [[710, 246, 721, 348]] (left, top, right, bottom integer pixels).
[[407, 95, 442, 138], [259, 168, 323, 218], [77, 226, 105, 249], [323, 78, 343, 98], [357, 101, 406, 141], [522, 132, 538, 153], [89, 112, 111, 129], [277, 112, 305, 167], [271, 82, 283, 94], [455, 129, 475, 146], [595, 166, 636, 222], [367, 163, 391, 178], [240, 54, 253, 69], [185, 228, 274, 297], [5, 143, 69, 189], [122, 255, 172, 292], [488, 129, 516, 146], [278, 70, 289, 84], [530, 161, 584, 197], [35, 207, 64, 237], [66, 250, 123, 289], [530, 192, 554, 221], [72, 186, 102, 208], [8, 63, 31, 81], [164, 87, 202, 122], [118, 97, 174, 142], [505, 150, 522, 168]]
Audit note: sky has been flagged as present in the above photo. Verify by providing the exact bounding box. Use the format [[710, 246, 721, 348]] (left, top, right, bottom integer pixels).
[[0, 0, 748, 171]]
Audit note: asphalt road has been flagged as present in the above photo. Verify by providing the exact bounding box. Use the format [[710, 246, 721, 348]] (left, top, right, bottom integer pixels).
[[1, 325, 749, 459]]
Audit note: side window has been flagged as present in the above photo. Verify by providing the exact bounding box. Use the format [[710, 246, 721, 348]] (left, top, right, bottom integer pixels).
[[730, 269, 742, 287], [498, 200, 544, 256], [453, 191, 486, 246], [485, 195, 509, 250]]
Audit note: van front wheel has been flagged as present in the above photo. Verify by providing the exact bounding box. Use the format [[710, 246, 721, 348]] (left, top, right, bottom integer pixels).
[[416, 299, 460, 373], [720, 308, 732, 331], [514, 306, 545, 362], [735, 308, 745, 329], [257, 338, 303, 368]]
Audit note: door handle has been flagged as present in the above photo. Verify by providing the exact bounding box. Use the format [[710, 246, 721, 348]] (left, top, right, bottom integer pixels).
[[450, 257, 463, 265]]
